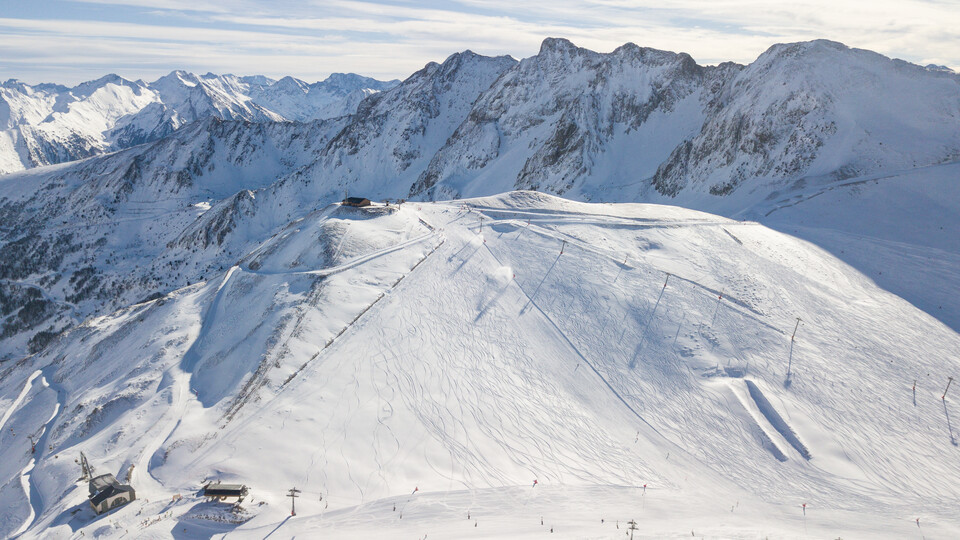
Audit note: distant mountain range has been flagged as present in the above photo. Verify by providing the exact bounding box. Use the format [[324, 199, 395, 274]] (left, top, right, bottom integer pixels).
[[0, 71, 400, 174]]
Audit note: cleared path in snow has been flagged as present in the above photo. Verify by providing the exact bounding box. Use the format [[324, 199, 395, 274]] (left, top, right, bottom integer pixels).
[[12, 372, 64, 539]]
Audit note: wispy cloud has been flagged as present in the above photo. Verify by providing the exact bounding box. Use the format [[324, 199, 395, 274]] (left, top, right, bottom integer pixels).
[[0, 0, 957, 85]]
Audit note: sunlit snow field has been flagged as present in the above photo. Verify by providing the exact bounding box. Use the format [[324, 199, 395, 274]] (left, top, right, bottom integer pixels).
[[1, 190, 958, 539]]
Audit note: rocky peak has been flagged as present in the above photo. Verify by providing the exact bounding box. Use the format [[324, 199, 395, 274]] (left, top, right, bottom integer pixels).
[[1, 79, 34, 92], [539, 37, 581, 56], [273, 76, 309, 94], [152, 70, 200, 89], [925, 64, 956, 74], [69, 74, 137, 98], [239, 74, 276, 87], [318, 72, 398, 94]]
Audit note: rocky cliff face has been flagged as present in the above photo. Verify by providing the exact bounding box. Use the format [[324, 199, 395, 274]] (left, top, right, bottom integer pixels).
[[411, 38, 960, 203], [651, 40, 960, 198], [412, 38, 736, 200], [299, 50, 518, 200]]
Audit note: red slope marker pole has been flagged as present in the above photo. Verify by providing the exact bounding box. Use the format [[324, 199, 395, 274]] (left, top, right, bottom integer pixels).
[[944, 376, 954, 400]]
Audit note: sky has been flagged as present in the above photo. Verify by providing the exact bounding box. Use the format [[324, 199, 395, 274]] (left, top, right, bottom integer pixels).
[[1, 0, 958, 85]]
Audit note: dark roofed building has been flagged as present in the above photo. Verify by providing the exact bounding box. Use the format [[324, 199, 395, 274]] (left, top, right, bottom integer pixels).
[[88, 473, 136, 514], [203, 483, 249, 502], [342, 197, 371, 207]]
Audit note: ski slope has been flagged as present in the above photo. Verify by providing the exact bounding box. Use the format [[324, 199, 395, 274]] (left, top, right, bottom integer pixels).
[[0, 193, 958, 539], [754, 160, 960, 333]]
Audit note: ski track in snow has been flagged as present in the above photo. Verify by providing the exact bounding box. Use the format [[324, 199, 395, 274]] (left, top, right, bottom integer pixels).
[[138, 372, 189, 496], [484, 236, 672, 447], [0, 370, 43, 435], [12, 370, 65, 538], [760, 159, 960, 219], [475, 209, 779, 329], [243, 230, 437, 278], [462, 201, 948, 511]]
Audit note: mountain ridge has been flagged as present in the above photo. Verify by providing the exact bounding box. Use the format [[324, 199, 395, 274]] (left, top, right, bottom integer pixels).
[[0, 71, 401, 175]]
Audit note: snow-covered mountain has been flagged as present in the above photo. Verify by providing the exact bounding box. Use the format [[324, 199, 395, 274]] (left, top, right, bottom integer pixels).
[[411, 38, 735, 199], [406, 38, 960, 204], [2, 37, 960, 360], [0, 51, 518, 361], [0, 115, 352, 358], [1, 193, 958, 539], [1, 37, 960, 538], [303, 50, 518, 199], [249, 73, 399, 123], [649, 40, 960, 199], [0, 72, 400, 174]]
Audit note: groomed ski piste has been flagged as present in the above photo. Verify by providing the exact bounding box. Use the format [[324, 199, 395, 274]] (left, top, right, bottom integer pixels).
[[1, 191, 958, 539]]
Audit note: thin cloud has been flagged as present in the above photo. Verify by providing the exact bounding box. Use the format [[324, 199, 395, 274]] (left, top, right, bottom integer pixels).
[[65, 0, 240, 14], [0, 0, 957, 85]]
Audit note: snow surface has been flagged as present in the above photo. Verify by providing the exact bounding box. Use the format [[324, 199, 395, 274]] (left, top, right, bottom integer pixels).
[[1, 193, 958, 539]]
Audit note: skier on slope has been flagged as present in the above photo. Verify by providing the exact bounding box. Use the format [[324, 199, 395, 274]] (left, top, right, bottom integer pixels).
[[532, 479, 538, 487]]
